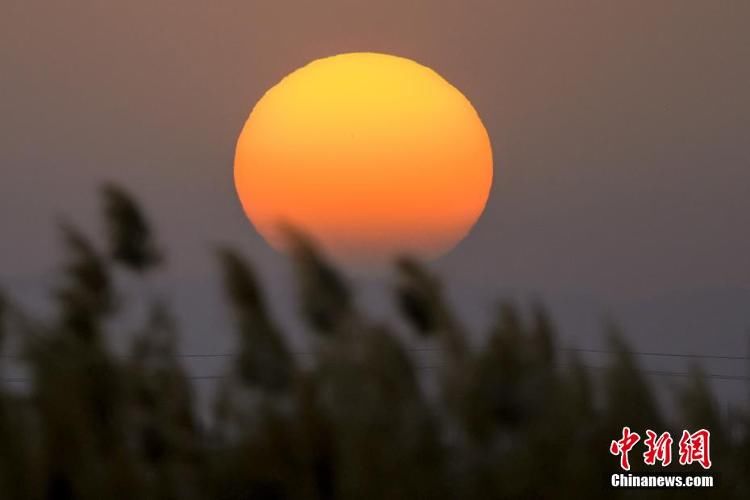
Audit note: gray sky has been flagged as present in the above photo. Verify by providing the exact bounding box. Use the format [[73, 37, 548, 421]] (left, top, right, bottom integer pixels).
[[2, 0, 749, 302]]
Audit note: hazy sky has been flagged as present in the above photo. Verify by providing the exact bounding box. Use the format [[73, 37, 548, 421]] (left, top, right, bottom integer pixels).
[[2, 0, 749, 302]]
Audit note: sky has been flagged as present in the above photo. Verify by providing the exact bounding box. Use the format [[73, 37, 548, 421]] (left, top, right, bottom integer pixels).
[[1, 0, 749, 305]]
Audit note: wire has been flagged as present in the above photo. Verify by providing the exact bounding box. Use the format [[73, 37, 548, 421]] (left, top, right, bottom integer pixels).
[[3, 345, 749, 361], [3, 330, 749, 383], [582, 366, 750, 382], [3, 365, 750, 384], [562, 347, 749, 361]]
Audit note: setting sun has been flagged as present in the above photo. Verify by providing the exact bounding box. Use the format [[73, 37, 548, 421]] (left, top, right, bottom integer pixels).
[[234, 52, 493, 264]]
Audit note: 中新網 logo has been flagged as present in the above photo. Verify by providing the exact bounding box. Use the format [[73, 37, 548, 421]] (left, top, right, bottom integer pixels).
[[610, 427, 712, 470]]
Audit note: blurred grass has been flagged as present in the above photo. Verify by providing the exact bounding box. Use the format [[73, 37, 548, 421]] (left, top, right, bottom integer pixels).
[[0, 185, 747, 499]]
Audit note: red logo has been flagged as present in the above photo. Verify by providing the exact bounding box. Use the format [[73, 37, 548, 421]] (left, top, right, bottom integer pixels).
[[610, 428, 712, 470], [643, 430, 673, 466], [610, 427, 641, 471], [678, 429, 712, 469]]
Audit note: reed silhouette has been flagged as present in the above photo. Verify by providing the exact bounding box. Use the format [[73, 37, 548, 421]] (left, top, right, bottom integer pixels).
[[0, 185, 747, 499]]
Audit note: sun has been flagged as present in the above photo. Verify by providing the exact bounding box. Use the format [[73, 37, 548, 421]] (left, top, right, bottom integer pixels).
[[234, 52, 493, 264]]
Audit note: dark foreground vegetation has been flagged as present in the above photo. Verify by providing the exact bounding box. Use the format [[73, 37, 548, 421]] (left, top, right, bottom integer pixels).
[[0, 186, 748, 499]]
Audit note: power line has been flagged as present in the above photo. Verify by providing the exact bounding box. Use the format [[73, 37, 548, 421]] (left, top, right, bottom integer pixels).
[[74, 347, 750, 361], [3, 346, 750, 362], [562, 347, 749, 361], [3, 365, 750, 384], [3, 337, 750, 384], [583, 366, 750, 382]]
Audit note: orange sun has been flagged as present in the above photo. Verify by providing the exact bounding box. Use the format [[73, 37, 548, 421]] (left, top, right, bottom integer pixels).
[[234, 52, 493, 264]]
